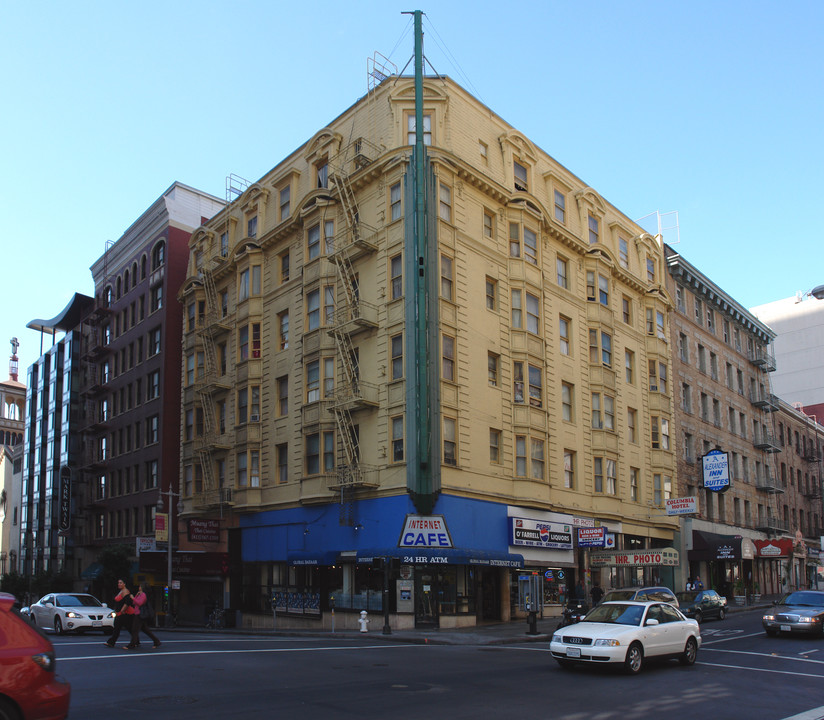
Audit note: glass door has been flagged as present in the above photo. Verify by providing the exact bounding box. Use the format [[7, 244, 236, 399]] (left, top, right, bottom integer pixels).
[[415, 570, 438, 627]]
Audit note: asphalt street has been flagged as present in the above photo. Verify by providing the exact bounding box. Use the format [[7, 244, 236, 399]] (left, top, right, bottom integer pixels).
[[51, 609, 824, 720]]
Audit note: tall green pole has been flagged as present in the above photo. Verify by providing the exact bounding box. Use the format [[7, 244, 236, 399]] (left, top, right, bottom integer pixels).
[[409, 9, 435, 514]]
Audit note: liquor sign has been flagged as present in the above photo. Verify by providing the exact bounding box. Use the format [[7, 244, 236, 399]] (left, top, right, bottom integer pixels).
[[58, 466, 71, 533], [577, 527, 606, 547], [702, 450, 730, 492], [510, 517, 573, 550], [666, 497, 697, 515]]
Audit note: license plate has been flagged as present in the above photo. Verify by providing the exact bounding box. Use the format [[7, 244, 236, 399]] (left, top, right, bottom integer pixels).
[[92, 621, 102, 627], [566, 647, 581, 658], [780, 624, 791, 632]]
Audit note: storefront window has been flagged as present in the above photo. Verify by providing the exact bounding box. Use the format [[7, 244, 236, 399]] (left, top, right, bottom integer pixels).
[[329, 564, 384, 611]]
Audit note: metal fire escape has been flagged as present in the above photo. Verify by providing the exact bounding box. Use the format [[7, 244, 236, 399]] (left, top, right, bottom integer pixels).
[[194, 261, 232, 509], [750, 341, 786, 534], [327, 141, 381, 524]]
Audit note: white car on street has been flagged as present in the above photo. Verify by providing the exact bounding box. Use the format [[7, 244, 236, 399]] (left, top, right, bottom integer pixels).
[[550, 600, 701, 674], [28, 592, 115, 635]]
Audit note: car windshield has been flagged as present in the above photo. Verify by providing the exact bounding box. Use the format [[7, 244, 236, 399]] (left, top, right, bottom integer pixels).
[[56, 595, 101, 608], [782, 592, 824, 608], [582, 603, 645, 626], [676, 591, 699, 602]]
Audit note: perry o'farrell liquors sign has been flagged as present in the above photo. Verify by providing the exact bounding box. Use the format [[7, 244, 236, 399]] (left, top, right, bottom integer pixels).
[[702, 449, 730, 492]]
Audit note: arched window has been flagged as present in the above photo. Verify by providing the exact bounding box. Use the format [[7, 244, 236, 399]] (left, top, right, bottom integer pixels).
[[104, 286, 113, 306], [116, 277, 122, 299], [152, 241, 166, 271], [141, 255, 147, 280], [132, 262, 138, 286], [124, 269, 130, 291]]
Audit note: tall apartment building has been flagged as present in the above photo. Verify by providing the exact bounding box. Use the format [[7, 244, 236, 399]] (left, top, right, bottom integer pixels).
[[0, 444, 22, 575], [771, 399, 823, 591], [666, 245, 822, 598], [752, 288, 824, 420], [22, 293, 93, 578], [77, 183, 224, 596], [178, 71, 678, 629]]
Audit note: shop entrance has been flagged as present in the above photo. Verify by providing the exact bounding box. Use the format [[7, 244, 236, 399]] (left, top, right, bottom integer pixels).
[[414, 570, 439, 628], [477, 568, 500, 621]]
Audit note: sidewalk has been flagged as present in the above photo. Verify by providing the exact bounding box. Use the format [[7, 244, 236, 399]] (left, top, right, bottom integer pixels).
[[171, 598, 774, 647]]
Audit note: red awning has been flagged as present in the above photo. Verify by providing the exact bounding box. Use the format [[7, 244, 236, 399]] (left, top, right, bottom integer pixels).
[[754, 538, 793, 558]]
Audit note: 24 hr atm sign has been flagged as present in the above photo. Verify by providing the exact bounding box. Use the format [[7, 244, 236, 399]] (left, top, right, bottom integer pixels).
[[702, 449, 731, 492]]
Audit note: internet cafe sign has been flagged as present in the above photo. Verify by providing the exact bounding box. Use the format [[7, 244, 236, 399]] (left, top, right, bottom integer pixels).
[[702, 449, 730, 492]]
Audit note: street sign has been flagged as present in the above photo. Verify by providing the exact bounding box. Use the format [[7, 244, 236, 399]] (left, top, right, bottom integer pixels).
[[58, 466, 71, 533]]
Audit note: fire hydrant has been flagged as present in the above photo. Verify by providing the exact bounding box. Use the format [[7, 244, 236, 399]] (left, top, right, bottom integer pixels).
[[358, 610, 369, 633]]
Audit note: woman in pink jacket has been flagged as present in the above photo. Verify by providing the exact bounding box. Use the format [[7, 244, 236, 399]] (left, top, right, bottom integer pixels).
[[124, 582, 161, 650]]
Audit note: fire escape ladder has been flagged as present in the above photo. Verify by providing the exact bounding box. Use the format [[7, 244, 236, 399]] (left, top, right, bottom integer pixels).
[[194, 267, 222, 494], [333, 249, 361, 322], [332, 166, 360, 245]]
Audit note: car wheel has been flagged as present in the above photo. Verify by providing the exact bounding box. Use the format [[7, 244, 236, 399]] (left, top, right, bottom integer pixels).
[[556, 659, 575, 671], [765, 627, 778, 637], [0, 696, 22, 720], [694, 610, 703, 624], [680, 636, 698, 666], [624, 642, 644, 675], [718, 607, 726, 621], [54, 616, 64, 635]]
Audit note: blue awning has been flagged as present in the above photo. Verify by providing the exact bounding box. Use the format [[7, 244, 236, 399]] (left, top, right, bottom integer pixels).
[[356, 548, 524, 568], [287, 551, 341, 566]]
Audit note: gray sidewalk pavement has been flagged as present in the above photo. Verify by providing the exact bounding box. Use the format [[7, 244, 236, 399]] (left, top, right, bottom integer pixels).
[[168, 597, 776, 647]]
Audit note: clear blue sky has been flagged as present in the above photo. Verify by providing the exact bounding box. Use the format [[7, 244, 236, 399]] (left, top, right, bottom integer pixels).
[[2, 0, 822, 375]]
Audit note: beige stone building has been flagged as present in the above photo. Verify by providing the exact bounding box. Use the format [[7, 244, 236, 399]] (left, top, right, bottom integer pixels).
[[179, 74, 677, 629]]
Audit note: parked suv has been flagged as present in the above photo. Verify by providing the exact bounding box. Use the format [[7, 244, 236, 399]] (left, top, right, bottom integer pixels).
[[600, 586, 679, 608], [0, 592, 70, 719]]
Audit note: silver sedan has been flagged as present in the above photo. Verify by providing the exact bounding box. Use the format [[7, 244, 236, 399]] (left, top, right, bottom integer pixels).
[[763, 590, 824, 637]]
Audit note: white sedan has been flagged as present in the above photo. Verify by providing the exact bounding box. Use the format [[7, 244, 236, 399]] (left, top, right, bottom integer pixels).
[[28, 592, 115, 635], [550, 600, 701, 674]]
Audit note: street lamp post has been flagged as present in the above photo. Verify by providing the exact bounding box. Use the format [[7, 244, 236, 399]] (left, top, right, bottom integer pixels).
[[157, 485, 183, 622]]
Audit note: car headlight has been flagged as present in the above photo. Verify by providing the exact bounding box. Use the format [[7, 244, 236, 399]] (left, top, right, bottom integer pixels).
[[107, 611, 116, 619], [31, 653, 55, 672], [799, 616, 815, 623], [594, 639, 621, 647], [551, 634, 562, 643], [763, 615, 775, 621], [65, 611, 80, 618]]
